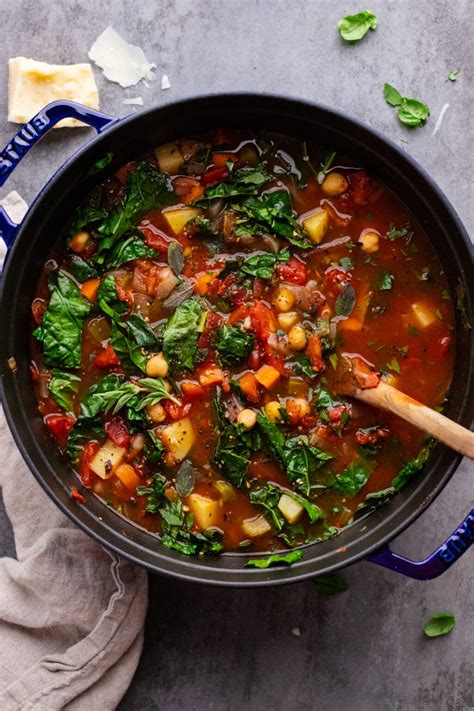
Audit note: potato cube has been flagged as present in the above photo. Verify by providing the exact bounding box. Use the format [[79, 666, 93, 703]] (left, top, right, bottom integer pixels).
[[255, 364, 281, 390], [410, 303, 436, 329], [164, 207, 202, 235], [154, 142, 184, 174], [278, 494, 304, 524], [302, 209, 329, 244], [242, 515, 272, 538], [188, 494, 222, 530], [160, 417, 195, 462], [89, 439, 126, 479]]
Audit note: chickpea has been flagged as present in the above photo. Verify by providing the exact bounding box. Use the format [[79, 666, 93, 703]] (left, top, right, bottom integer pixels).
[[146, 353, 169, 378], [288, 325, 307, 351], [359, 230, 380, 253], [275, 286, 296, 313], [264, 401, 283, 422], [237, 408, 257, 430], [69, 230, 90, 253], [147, 403, 166, 423], [321, 172, 349, 197], [277, 311, 299, 331]]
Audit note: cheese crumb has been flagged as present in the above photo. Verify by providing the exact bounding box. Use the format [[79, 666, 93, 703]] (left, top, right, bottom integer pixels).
[[161, 73, 171, 90], [89, 26, 156, 88], [8, 57, 99, 127], [291, 627, 301, 637]]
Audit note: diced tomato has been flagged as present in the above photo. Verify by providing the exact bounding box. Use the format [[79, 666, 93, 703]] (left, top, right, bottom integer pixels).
[[45, 414, 76, 446], [31, 298, 47, 325], [250, 301, 277, 340], [139, 222, 170, 254], [324, 266, 351, 294], [306, 335, 324, 372], [115, 282, 133, 304], [351, 356, 380, 389], [201, 166, 229, 187], [181, 381, 206, 400], [70, 485, 86, 504], [263, 345, 287, 376], [93, 344, 121, 370], [164, 399, 192, 421], [276, 257, 307, 285], [356, 426, 390, 446], [335, 191, 356, 216], [115, 161, 136, 185], [80, 441, 101, 487], [197, 311, 223, 348], [252, 277, 266, 299], [350, 171, 372, 206], [301, 414, 317, 429], [105, 416, 131, 449], [327, 405, 346, 424], [227, 304, 251, 326], [212, 152, 240, 169]]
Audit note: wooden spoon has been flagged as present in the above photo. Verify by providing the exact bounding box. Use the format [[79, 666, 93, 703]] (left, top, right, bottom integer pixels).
[[333, 353, 474, 460]]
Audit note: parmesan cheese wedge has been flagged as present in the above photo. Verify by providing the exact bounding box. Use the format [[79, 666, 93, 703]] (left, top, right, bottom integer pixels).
[[89, 26, 156, 87], [8, 57, 99, 127]]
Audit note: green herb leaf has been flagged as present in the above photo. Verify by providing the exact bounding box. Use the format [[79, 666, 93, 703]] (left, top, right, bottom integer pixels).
[[194, 166, 270, 204], [159, 499, 224, 556], [88, 152, 113, 175], [67, 255, 99, 283], [291, 353, 316, 378], [213, 391, 255, 487], [397, 97, 430, 127], [379, 272, 394, 291], [80, 374, 140, 418], [48, 371, 81, 413], [163, 299, 203, 371], [66, 416, 104, 463], [423, 612, 456, 638], [332, 461, 371, 499], [383, 83, 402, 107], [235, 190, 313, 249], [136, 473, 166, 513], [385, 223, 413, 240], [386, 357, 401, 374], [220, 248, 290, 281], [105, 234, 158, 269], [338, 11, 377, 42], [312, 573, 349, 595], [175, 460, 196, 497], [446, 69, 460, 82], [97, 274, 128, 322], [214, 325, 255, 365], [111, 322, 148, 373], [96, 162, 176, 258], [69, 206, 106, 236], [317, 150, 337, 183], [33, 271, 91, 368], [135, 377, 181, 408], [392, 441, 433, 490], [335, 282, 356, 317], [245, 550, 302, 568]]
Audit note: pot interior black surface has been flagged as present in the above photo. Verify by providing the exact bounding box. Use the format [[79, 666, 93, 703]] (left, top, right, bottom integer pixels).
[[1, 94, 473, 586]]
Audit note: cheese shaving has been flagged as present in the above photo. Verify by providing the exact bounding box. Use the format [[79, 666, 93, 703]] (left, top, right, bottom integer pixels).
[[161, 74, 171, 90], [89, 26, 156, 88], [123, 97, 144, 106], [432, 103, 450, 136]]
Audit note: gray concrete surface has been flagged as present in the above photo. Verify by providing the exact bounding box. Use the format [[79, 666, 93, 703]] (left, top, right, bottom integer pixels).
[[0, 1, 473, 709]]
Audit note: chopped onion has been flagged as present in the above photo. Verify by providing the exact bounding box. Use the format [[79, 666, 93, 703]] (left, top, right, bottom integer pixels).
[[208, 198, 225, 220], [128, 433, 145, 460], [261, 233, 280, 253]]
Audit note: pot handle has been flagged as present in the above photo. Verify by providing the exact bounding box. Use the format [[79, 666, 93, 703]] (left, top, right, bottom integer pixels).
[[0, 100, 117, 249], [366, 509, 473, 579]]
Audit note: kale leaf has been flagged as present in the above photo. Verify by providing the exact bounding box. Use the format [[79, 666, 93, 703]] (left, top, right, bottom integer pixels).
[[212, 390, 260, 487], [219, 248, 290, 280], [66, 416, 105, 463], [162, 299, 203, 371], [332, 461, 371, 498], [104, 234, 158, 269], [136, 473, 167, 513], [193, 166, 270, 205], [69, 206, 106, 236], [235, 190, 313, 249], [67, 255, 99, 283], [392, 441, 433, 491], [33, 271, 91, 368], [214, 325, 254, 365], [245, 550, 302, 568], [159, 499, 224, 555], [97, 274, 128, 322], [111, 322, 148, 373]]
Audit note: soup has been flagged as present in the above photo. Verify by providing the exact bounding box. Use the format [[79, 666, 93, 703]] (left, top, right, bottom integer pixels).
[[30, 130, 454, 557]]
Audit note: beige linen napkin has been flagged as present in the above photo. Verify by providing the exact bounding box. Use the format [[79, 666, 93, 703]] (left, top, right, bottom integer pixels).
[[0, 410, 148, 710]]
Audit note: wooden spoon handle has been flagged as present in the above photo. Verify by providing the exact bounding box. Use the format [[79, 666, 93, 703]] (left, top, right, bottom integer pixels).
[[355, 381, 474, 459]]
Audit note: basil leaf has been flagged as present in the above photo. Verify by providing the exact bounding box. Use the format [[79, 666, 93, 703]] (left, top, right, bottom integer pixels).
[[338, 11, 377, 42], [423, 612, 456, 638], [163, 299, 203, 371], [332, 461, 371, 499], [168, 241, 185, 275], [214, 325, 254, 365], [397, 97, 430, 127], [105, 234, 158, 269], [447, 69, 460, 82], [392, 441, 433, 491], [33, 271, 91, 368], [379, 272, 394, 291], [383, 83, 402, 107], [335, 282, 356, 317], [175, 460, 196, 497], [48, 371, 81, 413], [96, 162, 176, 258], [312, 573, 349, 595], [245, 550, 302, 568]]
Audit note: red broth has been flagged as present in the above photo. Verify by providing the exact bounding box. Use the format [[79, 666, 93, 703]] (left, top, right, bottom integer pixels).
[[30, 130, 454, 556]]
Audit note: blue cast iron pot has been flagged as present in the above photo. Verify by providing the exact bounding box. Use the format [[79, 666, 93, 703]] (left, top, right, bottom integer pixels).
[[0, 94, 472, 586]]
